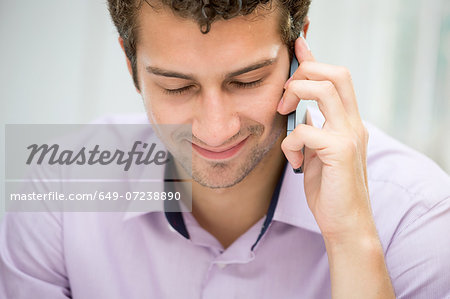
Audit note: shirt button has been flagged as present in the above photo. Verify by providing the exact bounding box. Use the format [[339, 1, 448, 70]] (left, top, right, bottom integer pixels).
[[216, 263, 227, 269]]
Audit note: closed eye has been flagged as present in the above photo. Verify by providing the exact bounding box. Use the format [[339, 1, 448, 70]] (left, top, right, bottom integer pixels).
[[163, 79, 264, 96], [163, 85, 195, 95], [230, 79, 263, 89]]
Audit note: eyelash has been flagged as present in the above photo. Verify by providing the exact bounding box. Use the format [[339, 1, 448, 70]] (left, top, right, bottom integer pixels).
[[232, 80, 263, 89], [163, 85, 194, 95], [163, 79, 263, 95]]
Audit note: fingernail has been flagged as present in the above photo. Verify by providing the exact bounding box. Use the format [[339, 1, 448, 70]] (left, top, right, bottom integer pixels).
[[284, 77, 293, 89], [301, 36, 310, 51]]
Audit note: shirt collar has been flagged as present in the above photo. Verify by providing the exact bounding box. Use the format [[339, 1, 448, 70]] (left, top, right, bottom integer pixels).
[[123, 154, 321, 237], [123, 159, 321, 235], [272, 162, 321, 234], [122, 156, 167, 222], [271, 104, 324, 234], [122, 192, 164, 222], [122, 151, 188, 222]]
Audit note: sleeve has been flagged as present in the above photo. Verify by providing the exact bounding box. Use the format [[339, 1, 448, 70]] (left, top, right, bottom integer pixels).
[[0, 211, 71, 298], [385, 197, 450, 298]]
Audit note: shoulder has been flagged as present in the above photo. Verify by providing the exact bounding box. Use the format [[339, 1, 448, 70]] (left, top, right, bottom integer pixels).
[[364, 121, 449, 220], [365, 120, 449, 199], [363, 121, 450, 297], [363, 121, 449, 237]]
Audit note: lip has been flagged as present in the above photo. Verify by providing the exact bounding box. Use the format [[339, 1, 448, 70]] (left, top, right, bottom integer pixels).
[[192, 137, 248, 160]]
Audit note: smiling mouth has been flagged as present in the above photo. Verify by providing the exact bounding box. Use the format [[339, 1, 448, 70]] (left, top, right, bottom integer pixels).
[[191, 137, 248, 160]]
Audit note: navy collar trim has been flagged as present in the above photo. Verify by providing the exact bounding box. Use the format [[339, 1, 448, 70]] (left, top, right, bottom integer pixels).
[[164, 154, 287, 248], [251, 161, 286, 251], [164, 152, 190, 239]]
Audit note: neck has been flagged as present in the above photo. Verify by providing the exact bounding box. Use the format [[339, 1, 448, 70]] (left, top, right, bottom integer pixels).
[[185, 133, 287, 249]]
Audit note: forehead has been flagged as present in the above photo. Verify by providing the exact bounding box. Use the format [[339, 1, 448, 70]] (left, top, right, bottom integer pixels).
[[135, 2, 284, 68]]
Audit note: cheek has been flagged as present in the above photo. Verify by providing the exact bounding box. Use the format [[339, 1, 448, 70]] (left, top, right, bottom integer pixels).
[[239, 84, 284, 124], [141, 90, 192, 125], [138, 69, 191, 125]]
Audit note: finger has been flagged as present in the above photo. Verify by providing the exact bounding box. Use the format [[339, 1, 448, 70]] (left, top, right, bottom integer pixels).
[[278, 79, 349, 130], [295, 61, 360, 120], [281, 123, 333, 169], [282, 142, 304, 170], [303, 111, 318, 164], [283, 36, 315, 87], [295, 36, 315, 64], [303, 110, 315, 161]]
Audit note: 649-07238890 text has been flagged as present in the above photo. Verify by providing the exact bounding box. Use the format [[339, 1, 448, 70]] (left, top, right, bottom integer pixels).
[[9, 191, 182, 201]]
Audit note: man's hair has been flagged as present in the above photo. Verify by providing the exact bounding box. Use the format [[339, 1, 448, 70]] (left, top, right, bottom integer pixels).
[[107, 0, 311, 90]]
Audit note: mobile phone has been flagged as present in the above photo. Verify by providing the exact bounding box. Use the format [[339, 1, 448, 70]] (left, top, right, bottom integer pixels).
[[286, 33, 316, 174]]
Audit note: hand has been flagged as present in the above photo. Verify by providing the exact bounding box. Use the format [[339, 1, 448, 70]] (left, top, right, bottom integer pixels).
[[277, 35, 395, 299], [277, 36, 371, 242]]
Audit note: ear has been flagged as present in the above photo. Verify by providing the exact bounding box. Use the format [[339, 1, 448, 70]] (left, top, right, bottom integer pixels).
[[119, 37, 140, 93], [119, 37, 133, 78], [302, 16, 310, 39]]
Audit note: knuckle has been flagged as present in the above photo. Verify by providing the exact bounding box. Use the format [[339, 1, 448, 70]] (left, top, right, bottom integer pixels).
[[320, 80, 336, 96], [282, 132, 299, 151], [299, 60, 312, 70], [293, 125, 303, 139], [289, 79, 300, 92], [285, 79, 299, 95], [291, 125, 306, 144], [281, 138, 289, 150], [336, 66, 352, 81], [340, 136, 358, 155]]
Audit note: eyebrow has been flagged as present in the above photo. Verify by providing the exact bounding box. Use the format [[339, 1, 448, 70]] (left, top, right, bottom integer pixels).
[[146, 58, 277, 81]]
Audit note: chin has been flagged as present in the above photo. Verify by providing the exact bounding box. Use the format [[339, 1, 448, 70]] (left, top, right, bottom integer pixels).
[[173, 121, 284, 189], [190, 143, 271, 189], [191, 165, 248, 189]]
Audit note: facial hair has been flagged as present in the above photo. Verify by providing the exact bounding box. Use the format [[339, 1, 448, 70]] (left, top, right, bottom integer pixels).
[[173, 120, 284, 189]]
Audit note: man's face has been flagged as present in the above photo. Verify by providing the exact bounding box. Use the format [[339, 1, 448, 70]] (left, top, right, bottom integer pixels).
[[134, 3, 289, 188]]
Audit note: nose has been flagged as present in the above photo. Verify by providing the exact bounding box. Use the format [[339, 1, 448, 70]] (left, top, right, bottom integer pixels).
[[192, 88, 241, 148]]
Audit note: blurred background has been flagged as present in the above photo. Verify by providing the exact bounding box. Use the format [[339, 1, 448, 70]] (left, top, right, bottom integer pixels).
[[1, 0, 449, 221]]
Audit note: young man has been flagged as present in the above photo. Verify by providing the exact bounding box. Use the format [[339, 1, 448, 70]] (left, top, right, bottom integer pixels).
[[1, 0, 449, 298]]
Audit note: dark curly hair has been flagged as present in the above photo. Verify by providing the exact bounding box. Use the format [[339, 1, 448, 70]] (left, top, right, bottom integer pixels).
[[107, 0, 311, 90]]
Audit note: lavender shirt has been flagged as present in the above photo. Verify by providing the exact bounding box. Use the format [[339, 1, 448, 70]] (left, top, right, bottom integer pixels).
[[1, 109, 450, 298]]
